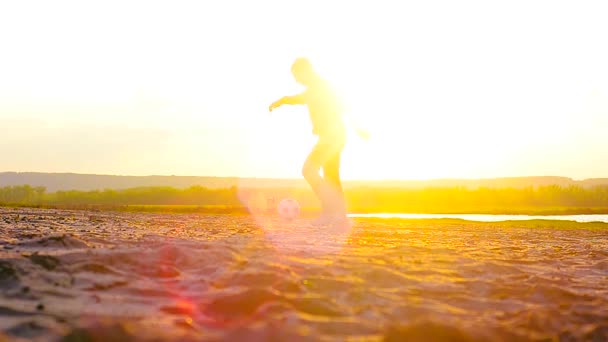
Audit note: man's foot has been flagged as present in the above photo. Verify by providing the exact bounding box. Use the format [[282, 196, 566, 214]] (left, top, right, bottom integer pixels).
[[329, 213, 350, 229]]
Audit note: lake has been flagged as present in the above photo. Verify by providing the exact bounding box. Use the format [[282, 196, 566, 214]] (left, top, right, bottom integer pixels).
[[349, 213, 608, 223]]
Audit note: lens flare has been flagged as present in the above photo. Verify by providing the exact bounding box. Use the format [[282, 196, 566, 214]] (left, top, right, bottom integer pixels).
[[237, 184, 354, 256]]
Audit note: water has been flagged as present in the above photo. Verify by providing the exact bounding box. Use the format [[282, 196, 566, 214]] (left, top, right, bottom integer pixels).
[[349, 213, 608, 223]]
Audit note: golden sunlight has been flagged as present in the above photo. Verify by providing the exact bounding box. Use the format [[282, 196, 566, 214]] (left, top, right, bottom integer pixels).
[[2, 2, 608, 341], [1, 0, 607, 179]]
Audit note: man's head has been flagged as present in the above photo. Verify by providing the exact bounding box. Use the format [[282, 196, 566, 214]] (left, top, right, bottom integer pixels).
[[291, 57, 317, 85]]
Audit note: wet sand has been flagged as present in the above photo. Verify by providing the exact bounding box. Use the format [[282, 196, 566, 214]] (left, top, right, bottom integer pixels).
[[0, 207, 607, 341]]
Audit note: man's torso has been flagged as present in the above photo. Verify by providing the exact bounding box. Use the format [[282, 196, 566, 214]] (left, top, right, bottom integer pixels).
[[305, 80, 345, 138]]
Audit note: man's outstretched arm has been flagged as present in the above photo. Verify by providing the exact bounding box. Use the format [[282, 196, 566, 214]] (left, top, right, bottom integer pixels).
[[269, 92, 307, 112]]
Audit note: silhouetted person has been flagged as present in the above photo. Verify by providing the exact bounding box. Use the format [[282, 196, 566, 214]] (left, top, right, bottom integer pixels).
[[269, 57, 348, 226]]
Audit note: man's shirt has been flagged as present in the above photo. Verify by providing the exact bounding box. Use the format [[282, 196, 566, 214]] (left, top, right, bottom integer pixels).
[[301, 79, 345, 138]]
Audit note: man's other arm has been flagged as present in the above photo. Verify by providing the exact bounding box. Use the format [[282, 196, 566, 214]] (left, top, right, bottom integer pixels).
[[269, 92, 308, 112]]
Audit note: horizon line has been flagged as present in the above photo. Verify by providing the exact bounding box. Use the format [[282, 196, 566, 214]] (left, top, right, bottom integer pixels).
[[0, 171, 605, 182]]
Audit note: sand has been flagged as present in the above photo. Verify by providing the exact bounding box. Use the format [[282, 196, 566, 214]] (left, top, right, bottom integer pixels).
[[0, 206, 607, 341]]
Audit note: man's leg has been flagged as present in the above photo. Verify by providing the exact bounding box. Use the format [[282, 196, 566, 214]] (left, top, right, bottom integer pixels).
[[302, 139, 342, 219], [323, 148, 346, 216]]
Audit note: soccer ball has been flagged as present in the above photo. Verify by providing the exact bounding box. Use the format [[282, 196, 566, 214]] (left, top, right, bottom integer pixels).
[[277, 198, 300, 220]]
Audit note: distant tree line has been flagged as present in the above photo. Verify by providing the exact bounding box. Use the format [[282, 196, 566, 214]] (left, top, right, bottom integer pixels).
[[0, 185, 47, 205], [0, 185, 240, 206], [1, 184, 608, 213], [345, 185, 608, 213]]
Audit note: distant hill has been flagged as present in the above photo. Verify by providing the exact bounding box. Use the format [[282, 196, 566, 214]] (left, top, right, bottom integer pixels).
[[344, 176, 579, 189], [0, 172, 607, 192], [0, 172, 306, 192]]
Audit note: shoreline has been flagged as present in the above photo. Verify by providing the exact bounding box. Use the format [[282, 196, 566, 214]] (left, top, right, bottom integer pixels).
[[1, 206, 608, 229], [3, 203, 608, 217]]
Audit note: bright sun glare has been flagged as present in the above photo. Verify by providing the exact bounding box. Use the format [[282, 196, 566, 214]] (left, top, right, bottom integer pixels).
[[0, 1, 607, 179]]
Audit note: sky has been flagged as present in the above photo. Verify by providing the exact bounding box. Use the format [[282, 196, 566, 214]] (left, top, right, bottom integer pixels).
[[1, 0, 607, 180]]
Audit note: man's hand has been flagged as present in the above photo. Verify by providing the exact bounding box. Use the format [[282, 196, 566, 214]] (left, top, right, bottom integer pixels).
[[269, 100, 282, 112]]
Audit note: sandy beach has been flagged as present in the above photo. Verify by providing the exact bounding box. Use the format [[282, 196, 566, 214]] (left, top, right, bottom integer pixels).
[[0, 206, 607, 341]]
